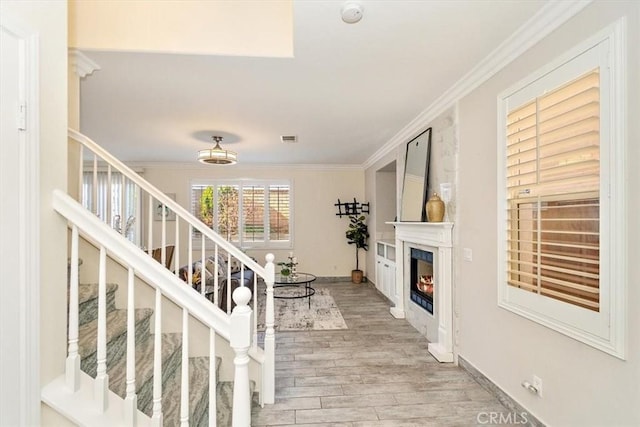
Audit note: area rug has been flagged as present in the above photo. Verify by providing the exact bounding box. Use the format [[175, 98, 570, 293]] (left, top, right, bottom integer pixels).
[[256, 286, 348, 331]]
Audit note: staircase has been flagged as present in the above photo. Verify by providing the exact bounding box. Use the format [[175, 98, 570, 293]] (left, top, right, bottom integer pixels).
[[42, 129, 276, 426], [76, 281, 247, 425]]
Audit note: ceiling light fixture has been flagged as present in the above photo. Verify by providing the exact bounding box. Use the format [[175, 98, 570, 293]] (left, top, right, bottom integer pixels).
[[198, 136, 237, 165]]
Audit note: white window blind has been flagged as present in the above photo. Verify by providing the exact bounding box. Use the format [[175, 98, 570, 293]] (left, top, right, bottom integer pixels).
[[507, 69, 600, 311], [191, 181, 292, 248]]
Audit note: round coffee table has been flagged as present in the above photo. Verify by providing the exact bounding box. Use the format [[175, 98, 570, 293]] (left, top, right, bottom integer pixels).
[[273, 272, 316, 309]]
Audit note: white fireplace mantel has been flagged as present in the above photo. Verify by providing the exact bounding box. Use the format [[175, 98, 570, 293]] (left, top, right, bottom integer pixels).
[[387, 222, 454, 363]]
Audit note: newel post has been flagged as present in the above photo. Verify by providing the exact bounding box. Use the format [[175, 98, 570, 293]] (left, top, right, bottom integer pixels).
[[230, 287, 252, 427], [263, 253, 276, 404]]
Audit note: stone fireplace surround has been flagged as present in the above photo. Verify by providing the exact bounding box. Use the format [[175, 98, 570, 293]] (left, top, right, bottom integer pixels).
[[388, 222, 454, 362]]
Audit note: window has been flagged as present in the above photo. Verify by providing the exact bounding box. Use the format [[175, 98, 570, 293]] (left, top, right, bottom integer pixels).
[[191, 181, 292, 248], [497, 22, 626, 358], [82, 171, 141, 244]]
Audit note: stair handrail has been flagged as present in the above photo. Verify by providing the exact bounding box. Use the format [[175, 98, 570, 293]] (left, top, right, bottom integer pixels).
[[53, 189, 235, 339], [68, 128, 266, 276]]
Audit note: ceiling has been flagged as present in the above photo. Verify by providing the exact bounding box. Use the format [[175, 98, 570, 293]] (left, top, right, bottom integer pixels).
[[79, 0, 547, 166]]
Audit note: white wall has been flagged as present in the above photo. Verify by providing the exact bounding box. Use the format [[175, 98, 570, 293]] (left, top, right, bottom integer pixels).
[[0, 0, 70, 424], [456, 2, 639, 425], [139, 164, 365, 278]]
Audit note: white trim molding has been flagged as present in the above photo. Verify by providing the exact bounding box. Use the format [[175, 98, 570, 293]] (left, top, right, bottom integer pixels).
[[0, 10, 41, 426], [363, 0, 593, 170], [68, 48, 100, 78]]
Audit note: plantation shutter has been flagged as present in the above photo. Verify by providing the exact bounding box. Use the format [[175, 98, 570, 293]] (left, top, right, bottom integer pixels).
[[242, 185, 265, 242], [269, 185, 290, 241], [506, 69, 600, 311], [217, 185, 239, 242]]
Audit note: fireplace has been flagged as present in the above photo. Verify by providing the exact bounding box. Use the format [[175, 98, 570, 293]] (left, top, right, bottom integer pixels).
[[410, 248, 434, 314], [387, 221, 453, 362]]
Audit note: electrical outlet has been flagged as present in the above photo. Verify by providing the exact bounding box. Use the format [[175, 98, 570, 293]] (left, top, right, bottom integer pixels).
[[533, 375, 543, 397], [463, 248, 473, 262]]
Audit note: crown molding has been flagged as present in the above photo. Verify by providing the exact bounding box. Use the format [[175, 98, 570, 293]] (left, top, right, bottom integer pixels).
[[125, 161, 364, 172], [68, 48, 100, 78], [362, 0, 593, 170]]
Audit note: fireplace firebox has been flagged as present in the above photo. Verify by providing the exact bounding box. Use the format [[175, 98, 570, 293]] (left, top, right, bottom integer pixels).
[[410, 248, 434, 314]]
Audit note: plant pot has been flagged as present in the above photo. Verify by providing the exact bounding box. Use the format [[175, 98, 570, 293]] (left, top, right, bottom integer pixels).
[[280, 268, 291, 277], [351, 269, 363, 284]]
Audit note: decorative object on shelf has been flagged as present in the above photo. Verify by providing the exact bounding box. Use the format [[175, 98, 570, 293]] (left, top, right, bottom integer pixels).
[[345, 214, 369, 284], [426, 192, 445, 222], [278, 253, 298, 278], [335, 198, 369, 217], [400, 127, 432, 222], [198, 135, 237, 165]]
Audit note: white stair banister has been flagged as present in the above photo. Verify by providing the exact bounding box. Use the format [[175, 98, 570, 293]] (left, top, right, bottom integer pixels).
[[66, 225, 80, 392], [95, 246, 109, 411], [263, 254, 276, 405], [151, 288, 163, 427], [125, 267, 137, 426], [230, 287, 252, 427]]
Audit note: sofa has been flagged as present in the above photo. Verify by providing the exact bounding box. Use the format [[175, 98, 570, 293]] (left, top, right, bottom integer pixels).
[[179, 253, 254, 312]]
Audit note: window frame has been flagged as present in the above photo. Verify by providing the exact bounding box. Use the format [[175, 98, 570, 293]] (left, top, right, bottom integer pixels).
[[496, 20, 627, 359], [190, 179, 293, 250]]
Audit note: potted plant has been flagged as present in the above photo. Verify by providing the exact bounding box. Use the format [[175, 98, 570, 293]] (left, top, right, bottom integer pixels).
[[345, 215, 369, 283]]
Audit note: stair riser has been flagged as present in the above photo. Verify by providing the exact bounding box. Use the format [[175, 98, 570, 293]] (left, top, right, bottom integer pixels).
[[81, 316, 151, 378]]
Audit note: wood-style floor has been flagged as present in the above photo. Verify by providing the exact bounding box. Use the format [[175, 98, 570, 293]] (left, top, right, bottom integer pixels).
[[251, 281, 510, 426]]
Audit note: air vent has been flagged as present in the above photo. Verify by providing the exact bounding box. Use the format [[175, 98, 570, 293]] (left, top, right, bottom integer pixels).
[[280, 135, 297, 143]]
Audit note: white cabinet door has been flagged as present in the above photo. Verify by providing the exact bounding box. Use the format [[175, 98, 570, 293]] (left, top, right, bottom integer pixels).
[[383, 261, 396, 303], [375, 257, 384, 292]]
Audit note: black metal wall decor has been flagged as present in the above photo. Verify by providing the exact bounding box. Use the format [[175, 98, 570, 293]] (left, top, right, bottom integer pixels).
[[335, 198, 369, 217]]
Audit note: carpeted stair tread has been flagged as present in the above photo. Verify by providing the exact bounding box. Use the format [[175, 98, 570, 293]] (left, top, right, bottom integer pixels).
[[161, 356, 212, 426], [78, 282, 119, 305], [108, 332, 183, 410], [76, 283, 118, 326], [79, 308, 153, 377]]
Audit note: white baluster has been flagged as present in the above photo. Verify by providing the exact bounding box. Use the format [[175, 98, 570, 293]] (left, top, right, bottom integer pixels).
[[213, 245, 219, 307], [174, 218, 180, 276], [200, 235, 206, 298], [209, 328, 217, 427], [106, 165, 112, 228], [180, 308, 189, 427], [147, 196, 153, 256], [95, 246, 109, 411], [92, 155, 98, 215], [161, 202, 166, 263], [66, 225, 80, 392], [230, 287, 252, 427], [226, 252, 232, 314], [252, 274, 258, 350], [125, 267, 137, 426], [187, 225, 193, 286], [263, 253, 275, 404], [151, 288, 163, 426], [120, 174, 125, 237], [77, 144, 83, 203]]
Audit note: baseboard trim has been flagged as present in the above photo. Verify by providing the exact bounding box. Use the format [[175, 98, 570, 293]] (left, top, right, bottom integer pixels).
[[458, 356, 546, 427]]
